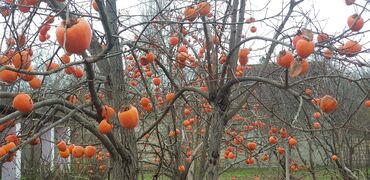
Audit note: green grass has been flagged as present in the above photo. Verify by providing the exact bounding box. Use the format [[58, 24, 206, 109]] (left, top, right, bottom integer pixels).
[[219, 168, 333, 180], [141, 167, 370, 180]]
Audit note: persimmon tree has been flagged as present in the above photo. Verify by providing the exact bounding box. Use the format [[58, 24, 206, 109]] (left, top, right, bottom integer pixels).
[[0, 0, 369, 180]]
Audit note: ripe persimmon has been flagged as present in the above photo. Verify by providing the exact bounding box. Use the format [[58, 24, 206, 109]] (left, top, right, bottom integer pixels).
[[184, 6, 198, 21], [178, 165, 186, 172], [12, 93, 33, 112], [165, 92, 175, 103], [56, 18, 92, 54], [347, 14, 364, 31], [118, 106, 139, 129], [12, 51, 31, 69], [57, 140, 67, 151], [320, 95, 337, 113], [29, 77, 41, 89], [59, 149, 70, 158], [0, 67, 18, 83], [101, 105, 116, 120], [277, 50, 293, 68], [296, 38, 314, 58], [246, 142, 256, 151], [85, 145, 96, 158], [99, 119, 112, 134], [197, 2, 211, 16], [72, 145, 84, 158]]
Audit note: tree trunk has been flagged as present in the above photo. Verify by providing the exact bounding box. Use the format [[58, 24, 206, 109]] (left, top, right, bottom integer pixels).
[[196, 121, 210, 179], [206, 108, 225, 180], [307, 140, 317, 180], [94, 0, 140, 178], [111, 156, 138, 180], [339, 169, 358, 180], [348, 147, 354, 169]]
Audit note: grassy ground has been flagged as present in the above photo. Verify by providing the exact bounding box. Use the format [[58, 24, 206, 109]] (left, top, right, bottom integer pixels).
[[219, 168, 333, 180], [141, 167, 370, 180]]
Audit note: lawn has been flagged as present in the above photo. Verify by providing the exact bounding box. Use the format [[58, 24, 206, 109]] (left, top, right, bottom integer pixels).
[[141, 167, 370, 180]]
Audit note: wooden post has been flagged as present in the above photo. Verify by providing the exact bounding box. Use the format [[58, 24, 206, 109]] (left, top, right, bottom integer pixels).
[[41, 129, 54, 174], [285, 143, 290, 180]]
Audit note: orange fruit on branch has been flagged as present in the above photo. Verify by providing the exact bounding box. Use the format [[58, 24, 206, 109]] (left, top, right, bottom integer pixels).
[[98, 119, 112, 134], [288, 137, 297, 146], [4, 142, 16, 153], [238, 48, 250, 59], [118, 105, 139, 129], [313, 112, 321, 119], [0, 147, 6, 158], [5, 134, 20, 145], [319, 95, 337, 113], [269, 136, 278, 144], [178, 45, 188, 53], [177, 52, 189, 62], [178, 165, 186, 172], [245, 157, 255, 165], [246, 142, 257, 151], [152, 77, 161, 86], [59, 149, 70, 158], [196, 2, 211, 16], [146, 52, 156, 63], [56, 18, 92, 54], [347, 14, 364, 32], [296, 38, 314, 58], [277, 50, 293, 68], [313, 122, 321, 129], [12, 93, 33, 112], [0, 66, 17, 83], [169, 36, 179, 46], [184, 6, 198, 21], [331, 155, 338, 161], [165, 92, 175, 103], [101, 105, 116, 120], [73, 68, 84, 79], [140, 97, 151, 107], [60, 54, 70, 64], [57, 140, 67, 151], [85, 145, 96, 158], [277, 147, 285, 155], [250, 26, 257, 33], [342, 40, 361, 57], [364, 100, 370, 107], [12, 51, 31, 69], [279, 128, 288, 138], [292, 34, 303, 48], [29, 77, 42, 89], [72, 145, 85, 158]]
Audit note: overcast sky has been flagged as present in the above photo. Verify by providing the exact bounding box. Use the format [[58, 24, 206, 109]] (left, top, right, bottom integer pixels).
[[113, 0, 367, 65], [118, 0, 360, 35]]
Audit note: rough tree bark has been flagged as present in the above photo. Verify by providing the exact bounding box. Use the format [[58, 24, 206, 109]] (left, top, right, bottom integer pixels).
[[96, 0, 139, 178], [206, 105, 228, 180]]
